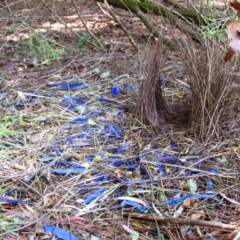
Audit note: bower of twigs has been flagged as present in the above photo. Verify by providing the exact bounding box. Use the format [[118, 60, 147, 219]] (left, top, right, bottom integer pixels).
[[136, 39, 239, 141]]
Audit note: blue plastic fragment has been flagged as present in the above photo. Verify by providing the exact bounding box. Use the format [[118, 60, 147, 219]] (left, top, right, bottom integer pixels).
[[207, 179, 214, 190], [88, 111, 99, 118], [106, 123, 122, 138], [170, 141, 178, 151], [96, 96, 119, 105], [69, 117, 88, 124], [111, 109, 125, 116], [51, 166, 86, 175], [44, 93, 55, 98], [40, 156, 54, 162], [207, 169, 221, 175], [44, 225, 80, 240], [87, 156, 95, 162], [178, 170, 191, 177], [77, 133, 92, 139], [51, 159, 86, 175], [155, 154, 178, 164], [167, 192, 216, 206], [124, 84, 139, 92], [84, 187, 105, 204], [0, 197, 34, 206], [62, 95, 85, 105], [93, 174, 117, 182], [51, 146, 62, 155], [113, 144, 130, 154], [111, 85, 120, 96], [158, 165, 166, 177], [119, 200, 149, 214], [50, 81, 91, 90]]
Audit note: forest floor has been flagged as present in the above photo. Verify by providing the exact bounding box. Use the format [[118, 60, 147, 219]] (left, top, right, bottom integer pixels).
[[0, 0, 239, 239]]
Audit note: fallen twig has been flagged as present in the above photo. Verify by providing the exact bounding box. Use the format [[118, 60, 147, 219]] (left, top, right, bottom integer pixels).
[[124, 212, 239, 231]]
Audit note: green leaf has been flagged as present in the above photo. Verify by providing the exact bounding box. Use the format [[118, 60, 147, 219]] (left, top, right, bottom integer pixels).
[[100, 71, 110, 79], [187, 179, 197, 193]]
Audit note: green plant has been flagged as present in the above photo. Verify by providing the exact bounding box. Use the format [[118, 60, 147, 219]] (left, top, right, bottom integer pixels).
[[19, 32, 62, 65], [0, 211, 21, 236], [0, 114, 25, 138], [78, 33, 91, 52], [0, 73, 7, 80]]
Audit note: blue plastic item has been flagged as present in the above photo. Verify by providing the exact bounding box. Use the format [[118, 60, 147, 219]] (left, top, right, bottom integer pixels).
[[44, 225, 80, 240], [62, 95, 85, 105], [167, 192, 216, 206], [119, 200, 149, 214], [84, 187, 105, 204], [50, 81, 90, 90], [0, 197, 34, 206], [111, 85, 120, 96]]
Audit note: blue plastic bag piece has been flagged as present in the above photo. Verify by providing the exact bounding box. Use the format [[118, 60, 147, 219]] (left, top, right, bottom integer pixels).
[[178, 170, 191, 177], [170, 141, 178, 151], [114, 187, 125, 197], [44, 225, 80, 240], [207, 169, 221, 175], [111, 160, 125, 167], [124, 84, 139, 92], [77, 133, 92, 139], [40, 156, 54, 162], [173, 167, 179, 172], [84, 187, 105, 204], [69, 117, 88, 124], [50, 81, 90, 90], [126, 164, 138, 171], [55, 158, 85, 167], [63, 137, 74, 144], [111, 85, 120, 96], [63, 95, 85, 105], [155, 155, 178, 164], [0, 197, 34, 206], [44, 93, 55, 98], [51, 146, 62, 155], [88, 111, 99, 118], [96, 96, 119, 105], [124, 179, 141, 185], [106, 124, 122, 138], [106, 157, 139, 167], [51, 166, 86, 175], [113, 144, 130, 154], [87, 156, 95, 162], [112, 109, 125, 116], [167, 192, 216, 206], [82, 125, 100, 131], [158, 165, 166, 177], [132, 85, 139, 92], [119, 200, 149, 214], [15, 103, 25, 109], [207, 179, 214, 190], [93, 174, 117, 182]]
